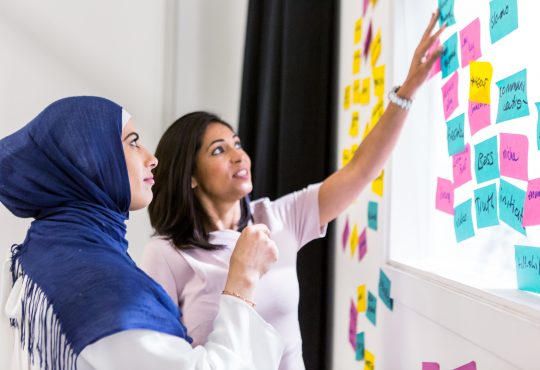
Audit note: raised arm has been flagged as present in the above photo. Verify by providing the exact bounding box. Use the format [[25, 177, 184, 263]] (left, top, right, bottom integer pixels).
[[319, 10, 445, 225]]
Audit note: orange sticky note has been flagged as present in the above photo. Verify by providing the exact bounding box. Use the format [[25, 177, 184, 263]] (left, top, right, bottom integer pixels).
[[469, 61, 493, 104], [370, 29, 382, 67], [360, 77, 371, 105], [372, 169, 384, 196], [349, 112, 360, 137], [353, 49, 361, 75], [371, 97, 384, 127], [372, 64, 385, 98], [357, 284, 367, 312], [354, 18, 363, 44], [344, 85, 351, 110], [364, 350, 375, 370], [350, 224, 359, 257], [353, 79, 361, 104]]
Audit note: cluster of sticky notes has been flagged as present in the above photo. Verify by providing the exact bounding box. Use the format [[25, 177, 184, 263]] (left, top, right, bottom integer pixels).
[[353, 285, 376, 367], [342, 217, 369, 261]]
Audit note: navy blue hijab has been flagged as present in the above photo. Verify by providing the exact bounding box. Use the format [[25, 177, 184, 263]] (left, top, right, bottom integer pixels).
[[0, 96, 190, 369]]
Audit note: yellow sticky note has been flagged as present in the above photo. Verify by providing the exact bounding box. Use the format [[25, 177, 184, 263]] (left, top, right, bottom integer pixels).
[[349, 112, 359, 137], [364, 350, 375, 370], [371, 97, 384, 127], [372, 64, 385, 98], [353, 79, 361, 104], [469, 61, 493, 104], [353, 49, 361, 75], [357, 284, 367, 312], [370, 29, 382, 67], [343, 85, 351, 110], [354, 18, 362, 44], [360, 77, 371, 105], [342, 148, 352, 167], [362, 121, 371, 140], [351, 143, 359, 156], [370, 0, 378, 6], [372, 169, 384, 196], [350, 224, 359, 257]]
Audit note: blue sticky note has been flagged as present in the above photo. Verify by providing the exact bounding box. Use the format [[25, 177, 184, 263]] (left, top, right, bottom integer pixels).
[[536, 103, 540, 150], [496, 69, 529, 123], [515, 245, 540, 294], [368, 201, 378, 230], [366, 291, 377, 325], [454, 199, 475, 242], [378, 269, 393, 311], [446, 113, 465, 156], [474, 184, 499, 228], [499, 179, 526, 235], [438, 0, 456, 27], [474, 136, 500, 183], [441, 33, 459, 79], [489, 0, 518, 44], [355, 332, 365, 361]]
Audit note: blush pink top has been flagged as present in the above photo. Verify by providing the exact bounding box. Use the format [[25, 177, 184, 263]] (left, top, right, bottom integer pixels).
[[141, 184, 327, 370]]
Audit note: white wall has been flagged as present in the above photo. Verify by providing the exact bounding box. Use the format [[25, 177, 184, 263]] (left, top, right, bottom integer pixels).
[[0, 0, 247, 261]]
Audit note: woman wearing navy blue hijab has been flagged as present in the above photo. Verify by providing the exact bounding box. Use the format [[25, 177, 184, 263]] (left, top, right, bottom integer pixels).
[[0, 96, 283, 370]]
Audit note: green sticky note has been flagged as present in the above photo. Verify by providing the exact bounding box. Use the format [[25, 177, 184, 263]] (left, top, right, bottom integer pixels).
[[441, 33, 459, 79], [489, 0, 518, 44], [499, 179, 526, 235], [474, 184, 499, 228], [355, 332, 365, 361], [474, 136, 500, 183], [368, 201, 378, 230], [438, 0, 456, 27], [447, 114, 465, 156], [366, 291, 377, 325], [515, 245, 540, 294], [378, 269, 393, 311], [454, 199, 475, 242], [496, 69, 529, 123]]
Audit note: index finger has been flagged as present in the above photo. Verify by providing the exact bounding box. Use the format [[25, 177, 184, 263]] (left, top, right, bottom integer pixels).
[[421, 8, 440, 42]]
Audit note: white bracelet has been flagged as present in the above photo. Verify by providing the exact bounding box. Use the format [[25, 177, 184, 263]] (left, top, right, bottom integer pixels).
[[388, 85, 413, 110]]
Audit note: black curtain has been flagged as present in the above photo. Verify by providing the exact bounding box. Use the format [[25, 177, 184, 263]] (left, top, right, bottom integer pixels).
[[238, 1, 338, 369]]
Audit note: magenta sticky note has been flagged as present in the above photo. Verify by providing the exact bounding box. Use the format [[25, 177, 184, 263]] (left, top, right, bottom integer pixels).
[[422, 362, 440, 370], [436, 177, 454, 214], [468, 101, 490, 136], [364, 21, 373, 59], [358, 228, 367, 261], [342, 217, 350, 251], [500, 133, 528, 180], [363, 0, 369, 16], [523, 178, 540, 226], [454, 361, 476, 370], [453, 144, 472, 188], [460, 18, 482, 67], [428, 39, 442, 79], [349, 300, 357, 350], [442, 71, 459, 120]]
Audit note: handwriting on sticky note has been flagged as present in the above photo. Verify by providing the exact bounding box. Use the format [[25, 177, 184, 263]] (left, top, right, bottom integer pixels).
[[441, 33, 459, 78], [366, 291, 377, 325], [515, 245, 540, 294], [454, 199, 475, 242], [354, 18, 362, 44], [496, 69, 529, 123], [378, 269, 393, 310], [368, 201, 378, 230], [372, 64, 385, 98], [469, 61, 492, 104], [349, 300, 357, 349], [358, 227, 367, 260], [499, 178, 526, 235], [523, 178, 540, 227], [439, 0, 456, 27], [370, 29, 382, 67], [446, 113, 465, 156], [353, 79, 361, 104], [474, 183, 499, 228], [474, 136, 500, 184], [357, 284, 367, 312], [350, 223, 359, 257], [468, 101, 490, 136], [436, 177, 454, 215], [364, 349, 375, 370], [344, 85, 351, 110], [453, 144, 472, 188], [490, 0, 518, 43], [349, 112, 360, 137], [371, 170, 383, 196], [442, 71, 459, 120], [355, 332, 365, 361], [500, 133, 528, 180], [460, 18, 482, 67], [353, 50, 361, 75], [342, 148, 352, 168], [360, 77, 371, 105]]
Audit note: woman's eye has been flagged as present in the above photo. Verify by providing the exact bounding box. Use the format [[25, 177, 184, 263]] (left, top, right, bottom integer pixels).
[[129, 139, 140, 148], [211, 146, 224, 155], [234, 141, 242, 149]]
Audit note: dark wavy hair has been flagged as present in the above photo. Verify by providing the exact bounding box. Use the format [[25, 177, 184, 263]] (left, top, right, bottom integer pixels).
[[149, 111, 252, 250]]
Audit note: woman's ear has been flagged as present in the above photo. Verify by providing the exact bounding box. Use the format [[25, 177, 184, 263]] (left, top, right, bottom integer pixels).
[[191, 176, 198, 189]]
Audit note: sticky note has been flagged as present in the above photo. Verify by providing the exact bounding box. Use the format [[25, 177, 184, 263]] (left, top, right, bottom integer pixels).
[[442, 71, 459, 120], [342, 216, 350, 251], [364, 349, 375, 370], [454, 361, 477, 370], [370, 29, 382, 67], [373, 64, 385, 98], [515, 245, 540, 294], [441, 33, 459, 79], [439, 0, 456, 27], [362, 121, 371, 140], [453, 144, 472, 188], [351, 143, 359, 156], [366, 291, 377, 325], [355, 332, 365, 361], [436, 177, 454, 215], [342, 148, 352, 167], [523, 178, 540, 226], [357, 284, 367, 312], [446, 113, 465, 156], [428, 39, 442, 79], [474, 136, 500, 184], [363, 0, 369, 16], [349, 112, 360, 137], [358, 227, 367, 260], [536, 103, 540, 150], [474, 183, 499, 228], [354, 18, 363, 44], [500, 133, 528, 180], [360, 78, 371, 105], [349, 300, 357, 349], [353, 50, 361, 75], [353, 79, 361, 104], [499, 178, 526, 235], [468, 101, 490, 136], [371, 98, 384, 128], [372, 170, 384, 196], [489, 0, 518, 44], [344, 85, 351, 110], [378, 269, 393, 311], [422, 363, 440, 370], [496, 69, 529, 123], [454, 199, 475, 242], [364, 22, 373, 59], [460, 18, 482, 67], [350, 223, 359, 257], [469, 61, 493, 104], [368, 201, 378, 230]]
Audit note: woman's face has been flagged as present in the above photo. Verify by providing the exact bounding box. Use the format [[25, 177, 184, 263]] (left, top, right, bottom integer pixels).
[[192, 123, 252, 204], [122, 119, 158, 211]]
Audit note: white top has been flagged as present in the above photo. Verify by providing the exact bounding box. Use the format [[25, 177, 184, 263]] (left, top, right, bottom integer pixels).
[[0, 249, 283, 370], [141, 184, 327, 370]]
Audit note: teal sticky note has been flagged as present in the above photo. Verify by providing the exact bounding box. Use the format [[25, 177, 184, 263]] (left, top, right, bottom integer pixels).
[[438, 0, 456, 27], [366, 291, 377, 325], [474, 136, 500, 183], [489, 0, 518, 44], [454, 199, 475, 242], [496, 69, 529, 123], [368, 201, 378, 230], [474, 184, 499, 228], [355, 332, 365, 361], [499, 179, 526, 235], [536, 103, 540, 150], [378, 269, 393, 311], [446, 113, 465, 156], [515, 245, 540, 294], [441, 33, 459, 79]]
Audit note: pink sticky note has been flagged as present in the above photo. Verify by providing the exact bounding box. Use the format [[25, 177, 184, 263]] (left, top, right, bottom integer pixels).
[[349, 300, 357, 350], [454, 361, 477, 370], [453, 144, 472, 188], [422, 362, 440, 370], [468, 101, 490, 136], [523, 178, 540, 226], [342, 217, 350, 251], [436, 177, 454, 214], [363, 0, 369, 16], [500, 133, 528, 180], [358, 228, 367, 261], [460, 18, 482, 67], [442, 71, 459, 120], [428, 39, 442, 79]]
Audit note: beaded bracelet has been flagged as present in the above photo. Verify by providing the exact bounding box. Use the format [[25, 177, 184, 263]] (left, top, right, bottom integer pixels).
[[222, 290, 256, 308]]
